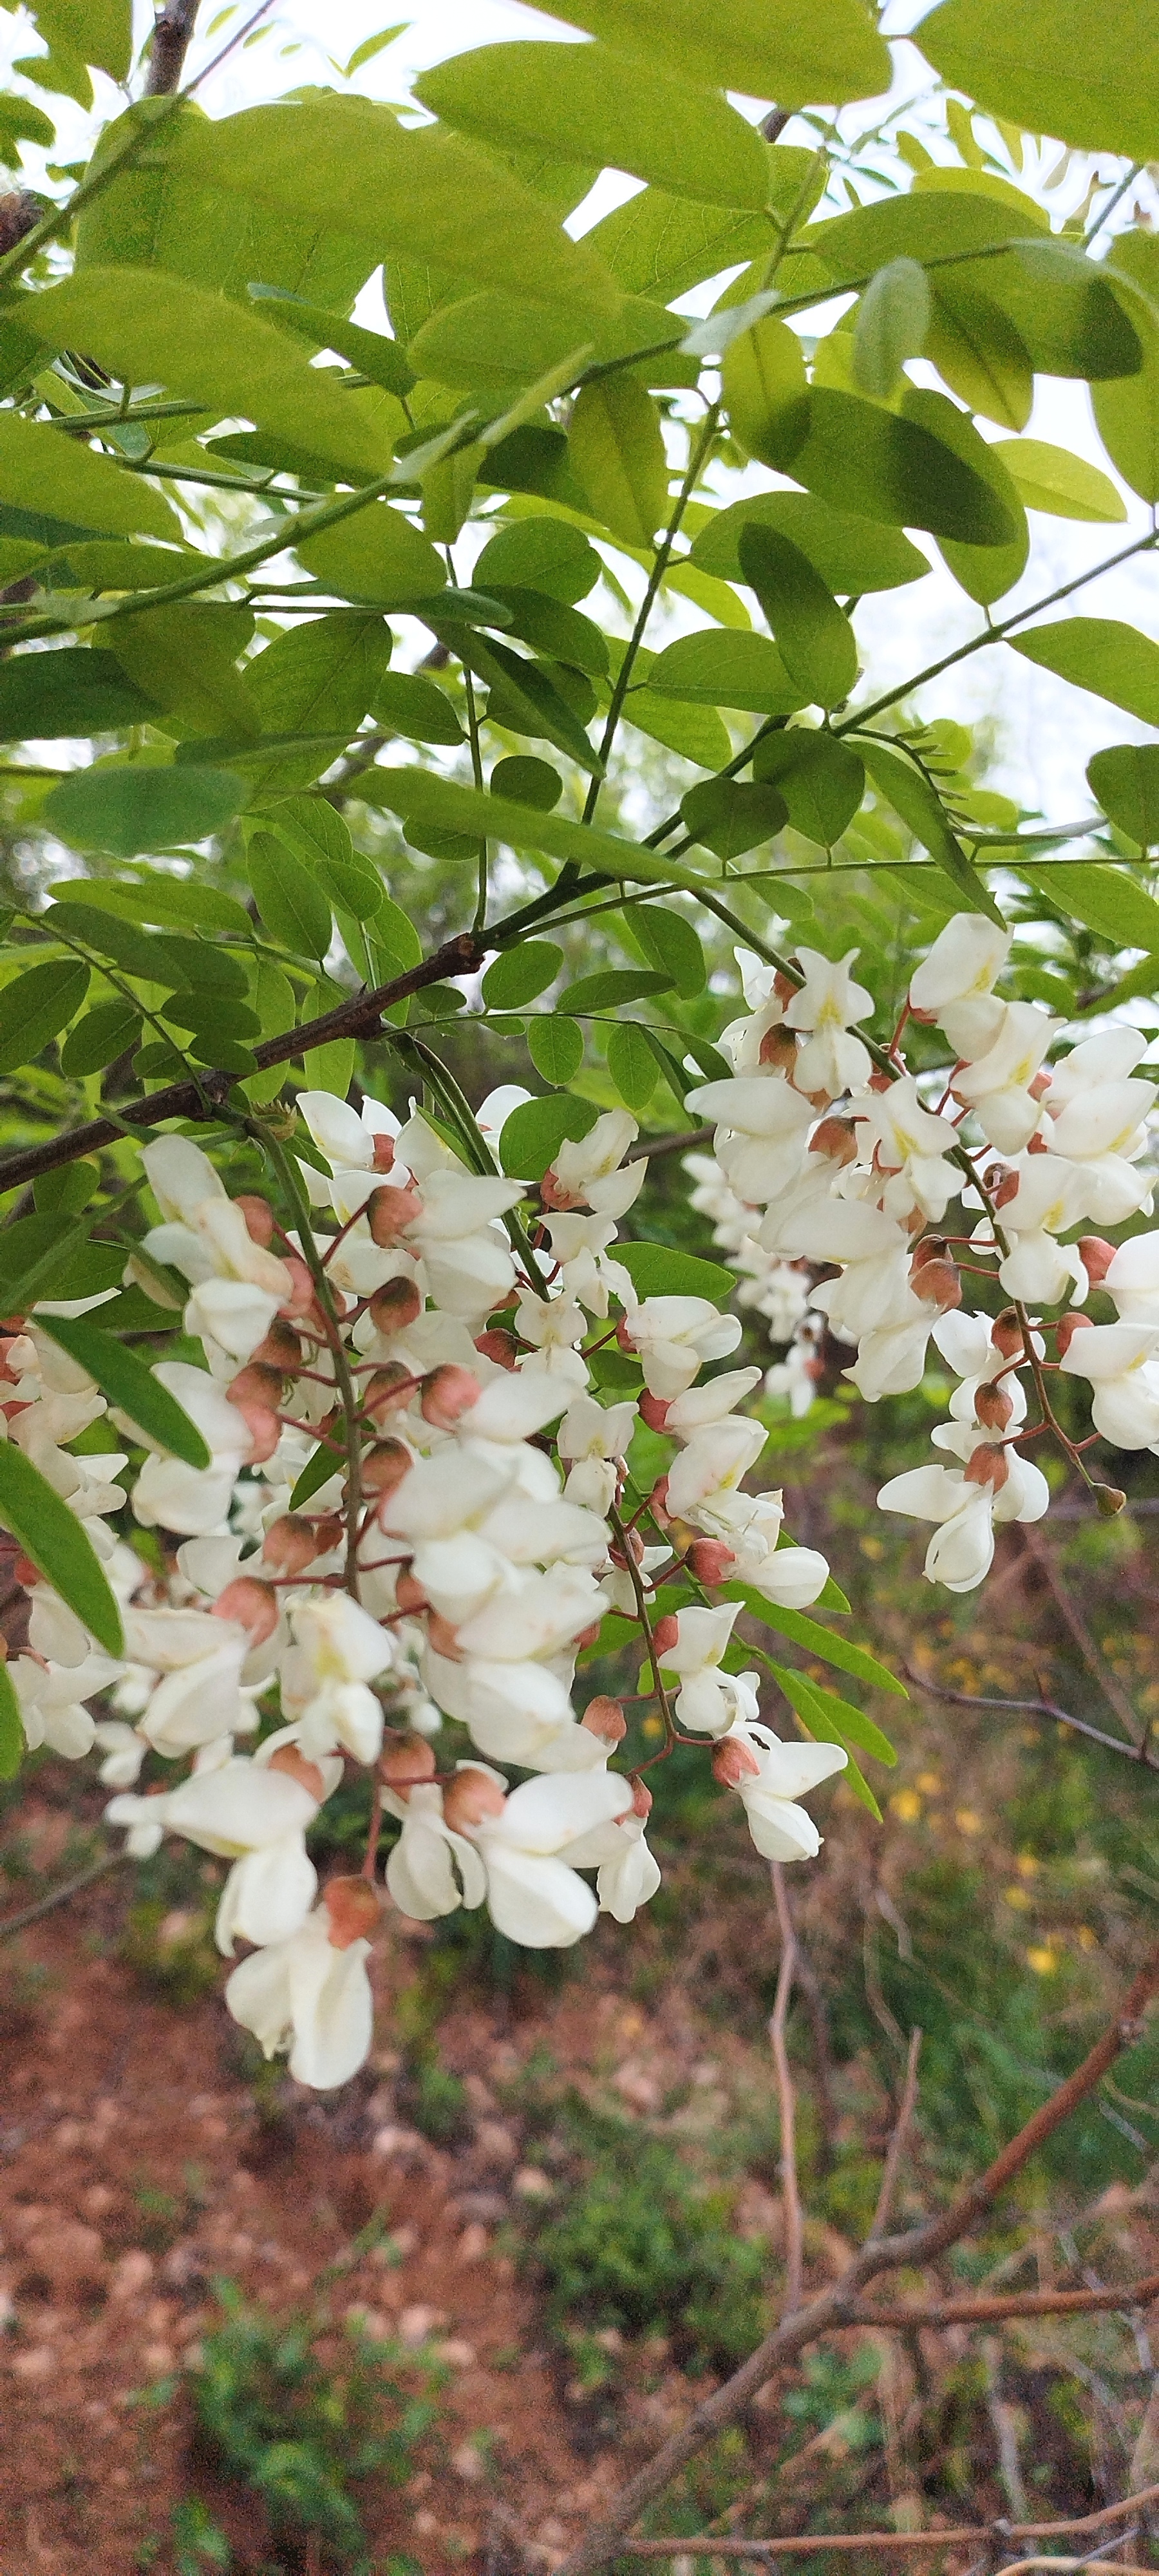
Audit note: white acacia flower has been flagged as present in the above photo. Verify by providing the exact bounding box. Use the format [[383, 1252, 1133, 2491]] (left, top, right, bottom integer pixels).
[[558, 1394, 636, 1514], [1106, 1233, 1159, 1325], [952, 1002, 1062, 1155], [783, 946, 873, 1097], [106, 1756, 322, 1953], [788, 1201, 912, 1343], [685, 1074, 814, 1206], [12, 1649, 122, 1759], [909, 913, 1012, 1060], [547, 1110, 646, 1219], [855, 1076, 960, 1223], [1058, 1322, 1159, 1448], [623, 1295, 742, 1399], [877, 1442, 1049, 1591], [132, 1363, 252, 1535], [225, 1906, 373, 2089], [727, 1721, 847, 1862], [662, 1603, 759, 1736], [382, 1778, 488, 1920], [472, 1769, 633, 1946]]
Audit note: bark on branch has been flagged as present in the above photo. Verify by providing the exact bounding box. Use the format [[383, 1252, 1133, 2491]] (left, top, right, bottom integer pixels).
[[553, 1943, 1159, 2575], [145, 0, 202, 94]]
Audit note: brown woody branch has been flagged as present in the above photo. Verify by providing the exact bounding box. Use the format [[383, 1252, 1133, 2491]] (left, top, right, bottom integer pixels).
[[621, 2482, 1159, 2557], [905, 1665, 1159, 1772], [554, 1943, 1159, 2575], [853, 2269, 1159, 2329], [144, 0, 202, 93], [769, 1865, 803, 2315], [0, 931, 485, 1198]]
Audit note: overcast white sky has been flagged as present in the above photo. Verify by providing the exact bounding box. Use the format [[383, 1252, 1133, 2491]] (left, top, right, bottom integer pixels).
[[2, 0, 1156, 827]]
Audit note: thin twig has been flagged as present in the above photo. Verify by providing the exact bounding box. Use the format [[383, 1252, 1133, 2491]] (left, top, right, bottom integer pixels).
[[769, 1864, 803, 2316], [0, 1851, 127, 1939], [144, 0, 202, 92], [552, 1945, 1159, 2574], [852, 2271, 1159, 2329], [1017, 1523, 1144, 1747], [868, 2027, 922, 2241], [621, 2488, 1159, 2553], [904, 1666, 1159, 1770]]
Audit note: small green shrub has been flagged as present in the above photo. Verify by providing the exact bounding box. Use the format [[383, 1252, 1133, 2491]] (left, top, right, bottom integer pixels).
[[189, 2281, 440, 2572], [120, 1899, 220, 2006], [517, 2108, 768, 2370]]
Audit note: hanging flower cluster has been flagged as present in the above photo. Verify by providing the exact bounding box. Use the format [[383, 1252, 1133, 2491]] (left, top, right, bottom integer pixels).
[[2, 1087, 842, 2090], [690, 914, 1158, 1595]]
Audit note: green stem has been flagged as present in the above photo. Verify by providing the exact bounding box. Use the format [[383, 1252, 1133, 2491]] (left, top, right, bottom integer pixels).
[[583, 401, 721, 827], [254, 1121, 365, 1599]]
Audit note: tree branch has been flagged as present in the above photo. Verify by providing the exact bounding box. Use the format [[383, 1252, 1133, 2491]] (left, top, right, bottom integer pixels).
[[619, 2483, 1159, 2557], [144, 0, 202, 93], [852, 2271, 1159, 2329], [868, 2025, 921, 2241], [0, 930, 486, 1198], [552, 1942, 1159, 2575], [903, 1666, 1159, 1771], [769, 1864, 803, 2315]]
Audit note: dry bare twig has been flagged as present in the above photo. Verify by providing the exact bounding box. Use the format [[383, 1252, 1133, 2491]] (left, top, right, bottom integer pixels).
[[620, 2481, 1159, 2553], [769, 1864, 803, 2315], [869, 2025, 922, 2241], [554, 1946, 1159, 2575], [904, 1667, 1159, 1772]]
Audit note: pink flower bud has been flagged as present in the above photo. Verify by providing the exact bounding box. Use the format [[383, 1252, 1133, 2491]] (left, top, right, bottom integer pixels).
[[992, 1170, 1020, 1209], [652, 1613, 679, 1657], [540, 1169, 579, 1212], [610, 1524, 645, 1570], [581, 1695, 627, 1744], [963, 1442, 1009, 1492], [368, 1274, 423, 1335], [686, 1539, 738, 1586], [993, 1308, 1026, 1361], [474, 1329, 518, 1370], [809, 1115, 858, 1165], [227, 1361, 285, 1410], [393, 1568, 428, 1612], [212, 1577, 279, 1643], [364, 1365, 412, 1420], [361, 1438, 412, 1498], [910, 1258, 961, 1311], [426, 1611, 463, 1662], [637, 1390, 670, 1432], [420, 1365, 480, 1430], [233, 1193, 276, 1247], [254, 1318, 303, 1372], [379, 1736, 437, 1797], [442, 1768, 506, 1832], [322, 1875, 381, 1948], [630, 1777, 653, 1819], [1028, 1069, 1051, 1099], [371, 1132, 397, 1173], [366, 1184, 422, 1247], [229, 1400, 281, 1464], [974, 1383, 1013, 1432], [263, 1515, 326, 1574], [759, 1025, 798, 1075], [711, 1735, 761, 1786], [13, 1553, 39, 1588], [574, 1621, 602, 1651], [279, 1256, 317, 1319], [268, 1745, 325, 1801], [1055, 1311, 1094, 1357], [1079, 1237, 1117, 1287]]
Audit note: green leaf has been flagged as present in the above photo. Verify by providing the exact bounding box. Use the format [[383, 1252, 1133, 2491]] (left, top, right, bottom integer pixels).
[[1087, 746, 1159, 853], [36, 1314, 211, 1468], [297, 507, 446, 609], [34, 0, 130, 77], [500, 1092, 598, 1180], [528, 0, 890, 108], [247, 834, 333, 962], [0, 958, 90, 1072], [527, 1015, 585, 1084], [308, 1031, 356, 1099], [738, 523, 858, 710], [42, 764, 244, 858], [806, 180, 1048, 294], [1019, 860, 1159, 952], [0, 410, 176, 542], [0, 1657, 22, 1780], [246, 284, 417, 399], [0, 646, 156, 740], [858, 739, 1001, 919], [370, 895, 422, 975], [773, 1665, 881, 1818], [616, 1241, 735, 1303], [21, 267, 396, 484], [490, 757, 563, 811], [994, 439, 1126, 523], [986, 238, 1143, 383], [726, 1587, 908, 1696], [721, 314, 810, 473], [474, 517, 599, 605], [908, 385, 1028, 607], [265, 797, 384, 924], [372, 671, 464, 746], [366, 766, 715, 894], [418, 43, 770, 209], [614, 676, 732, 769], [586, 186, 778, 304], [0, 1440, 122, 1654], [482, 942, 563, 1009], [561, 969, 675, 1014], [1010, 619, 1159, 726], [448, 631, 602, 775], [791, 1676, 897, 1767], [289, 1441, 341, 1511], [785, 386, 1019, 545], [487, 587, 609, 679], [51, 875, 252, 937], [914, 0, 1159, 166], [569, 376, 668, 550], [690, 493, 927, 594], [1093, 233, 1159, 504], [606, 1019, 658, 1113], [107, 605, 258, 741], [632, 907, 706, 998], [241, 611, 393, 797], [648, 629, 806, 715], [59, 996, 141, 1075], [680, 777, 787, 860], [41, 899, 169, 980], [851, 258, 930, 401], [926, 278, 1033, 432], [169, 93, 623, 314], [753, 730, 866, 849]]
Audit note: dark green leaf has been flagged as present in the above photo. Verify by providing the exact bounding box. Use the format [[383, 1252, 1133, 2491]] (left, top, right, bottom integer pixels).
[[473, 516, 599, 605], [289, 1441, 342, 1511], [926, 276, 1033, 432], [851, 256, 930, 400], [0, 410, 177, 542], [42, 765, 245, 858], [37, 1314, 211, 1468], [786, 386, 1019, 545], [372, 670, 464, 745], [721, 314, 810, 471], [858, 739, 1002, 919], [487, 587, 609, 677], [0, 958, 90, 1073], [1087, 745, 1159, 852], [569, 374, 668, 549], [1018, 862, 1159, 952], [738, 523, 858, 710], [50, 875, 252, 938], [690, 492, 927, 594], [527, 1016, 584, 1083], [616, 1241, 735, 1303], [297, 508, 446, 610], [753, 730, 865, 848], [680, 776, 787, 859], [448, 631, 602, 773], [606, 1019, 657, 1113], [247, 834, 333, 961], [500, 1092, 598, 1180], [773, 1665, 882, 1818], [42, 898, 169, 980], [648, 630, 806, 714], [482, 942, 563, 1008], [1094, 233, 1159, 504], [0, 1658, 22, 1779], [726, 1585, 908, 1694], [490, 756, 563, 811], [58, 998, 142, 1075], [561, 968, 674, 1014], [632, 907, 706, 998], [0, 646, 157, 741], [246, 283, 417, 396], [0, 1441, 122, 1653]]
